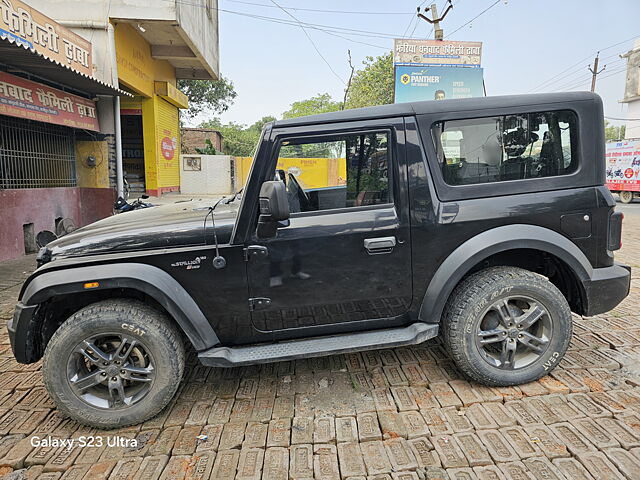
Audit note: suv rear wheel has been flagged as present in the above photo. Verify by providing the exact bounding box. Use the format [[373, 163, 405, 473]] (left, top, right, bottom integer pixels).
[[442, 266, 572, 386], [43, 299, 185, 429]]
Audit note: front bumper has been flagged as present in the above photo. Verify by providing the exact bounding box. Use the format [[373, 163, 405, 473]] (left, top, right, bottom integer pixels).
[[7, 301, 37, 364], [582, 263, 631, 316]]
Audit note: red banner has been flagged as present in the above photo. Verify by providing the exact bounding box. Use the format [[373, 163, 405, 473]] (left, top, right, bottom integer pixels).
[[0, 71, 99, 131]]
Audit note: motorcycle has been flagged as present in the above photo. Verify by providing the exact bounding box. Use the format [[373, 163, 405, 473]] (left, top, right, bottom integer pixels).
[[114, 194, 154, 213]]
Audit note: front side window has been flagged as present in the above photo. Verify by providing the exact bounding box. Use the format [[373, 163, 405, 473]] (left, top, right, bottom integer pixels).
[[432, 110, 578, 186], [274, 132, 391, 213]]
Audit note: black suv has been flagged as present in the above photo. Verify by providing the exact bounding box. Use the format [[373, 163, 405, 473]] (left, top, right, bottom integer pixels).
[[9, 92, 630, 428]]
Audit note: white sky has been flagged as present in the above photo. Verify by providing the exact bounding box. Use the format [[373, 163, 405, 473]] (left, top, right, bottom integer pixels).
[[204, 0, 640, 127]]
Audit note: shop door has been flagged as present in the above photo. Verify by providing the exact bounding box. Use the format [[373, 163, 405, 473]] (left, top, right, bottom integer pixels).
[[121, 114, 145, 195]]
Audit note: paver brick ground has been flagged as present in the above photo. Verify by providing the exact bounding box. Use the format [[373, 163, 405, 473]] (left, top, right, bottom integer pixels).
[[0, 204, 640, 478]]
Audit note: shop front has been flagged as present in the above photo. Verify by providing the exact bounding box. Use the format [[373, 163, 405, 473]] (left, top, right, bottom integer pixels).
[[114, 23, 188, 196], [0, 0, 126, 261]]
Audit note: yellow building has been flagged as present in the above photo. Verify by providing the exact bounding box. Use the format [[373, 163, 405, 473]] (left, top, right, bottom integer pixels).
[[114, 23, 189, 196]]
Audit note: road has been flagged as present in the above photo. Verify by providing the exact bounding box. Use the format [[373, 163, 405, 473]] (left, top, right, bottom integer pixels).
[[0, 202, 638, 479]]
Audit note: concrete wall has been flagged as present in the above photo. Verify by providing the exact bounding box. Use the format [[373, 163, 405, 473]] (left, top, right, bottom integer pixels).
[[0, 188, 114, 261], [30, 0, 219, 81], [181, 155, 233, 196], [176, 0, 219, 77], [625, 101, 640, 140]]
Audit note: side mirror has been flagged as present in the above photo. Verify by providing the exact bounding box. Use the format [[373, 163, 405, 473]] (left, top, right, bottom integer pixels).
[[257, 180, 290, 238], [274, 169, 286, 185], [141, 194, 150, 200]]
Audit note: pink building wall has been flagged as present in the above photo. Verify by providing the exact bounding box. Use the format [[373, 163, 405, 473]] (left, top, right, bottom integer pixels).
[[0, 187, 115, 261]]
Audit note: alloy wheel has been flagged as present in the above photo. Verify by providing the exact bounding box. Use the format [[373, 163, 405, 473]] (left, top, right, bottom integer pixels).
[[66, 333, 155, 409], [475, 296, 552, 370]]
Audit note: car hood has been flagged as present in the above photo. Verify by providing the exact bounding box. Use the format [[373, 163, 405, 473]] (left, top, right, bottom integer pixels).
[[47, 198, 240, 259]]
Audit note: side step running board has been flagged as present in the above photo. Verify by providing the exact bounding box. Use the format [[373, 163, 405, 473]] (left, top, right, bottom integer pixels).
[[198, 322, 439, 367]]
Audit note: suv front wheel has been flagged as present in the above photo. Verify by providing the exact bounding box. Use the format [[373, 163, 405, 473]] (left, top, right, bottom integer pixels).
[[43, 299, 185, 429], [442, 266, 572, 386]]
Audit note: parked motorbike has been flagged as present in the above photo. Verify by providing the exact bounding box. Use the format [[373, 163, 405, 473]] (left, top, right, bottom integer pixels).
[[114, 194, 154, 213]]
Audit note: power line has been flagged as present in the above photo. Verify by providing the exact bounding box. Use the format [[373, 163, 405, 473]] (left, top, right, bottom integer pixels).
[[269, 0, 345, 85], [445, 0, 501, 39], [596, 65, 628, 82], [552, 57, 627, 91], [556, 64, 627, 92], [216, 8, 419, 40], [533, 56, 626, 92], [222, 0, 415, 15], [529, 55, 594, 92], [530, 34, 638, 92]]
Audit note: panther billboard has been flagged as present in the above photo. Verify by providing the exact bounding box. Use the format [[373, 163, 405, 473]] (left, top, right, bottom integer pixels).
[[395, 65, 484, 103], [393, 38, 484, 104]]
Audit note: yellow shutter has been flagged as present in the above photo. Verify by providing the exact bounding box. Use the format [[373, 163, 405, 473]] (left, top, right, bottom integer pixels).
[[155, 97, 180, 189]]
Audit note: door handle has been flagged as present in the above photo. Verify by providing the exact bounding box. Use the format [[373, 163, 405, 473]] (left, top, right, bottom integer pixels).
[[364, 236, 396, 255]]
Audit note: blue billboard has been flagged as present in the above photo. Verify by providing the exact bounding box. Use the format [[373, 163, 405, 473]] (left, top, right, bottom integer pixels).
[[394, 66, 484, 103]]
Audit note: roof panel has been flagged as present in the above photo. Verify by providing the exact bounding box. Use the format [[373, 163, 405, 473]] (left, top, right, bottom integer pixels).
[[273, 92, 598, 128]]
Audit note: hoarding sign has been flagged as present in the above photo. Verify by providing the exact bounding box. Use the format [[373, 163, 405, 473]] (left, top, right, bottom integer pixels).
[[394, 66, 484, 103], [394, 39, 482, 67], [0, 71, 99, 131], [606, 140, 640, 192], [0, 0, 93, 77]]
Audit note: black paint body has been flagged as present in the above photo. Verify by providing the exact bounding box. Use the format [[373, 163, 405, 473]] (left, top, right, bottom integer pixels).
[[9, 92, 631, 362]]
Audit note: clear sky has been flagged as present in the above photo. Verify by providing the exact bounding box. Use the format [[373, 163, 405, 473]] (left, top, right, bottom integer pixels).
[[210, 0, 640, 127]]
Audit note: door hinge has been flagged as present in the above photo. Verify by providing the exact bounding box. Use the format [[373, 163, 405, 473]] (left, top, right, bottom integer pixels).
[[249, 297, 271, 311], [244, 245, 268, 261]]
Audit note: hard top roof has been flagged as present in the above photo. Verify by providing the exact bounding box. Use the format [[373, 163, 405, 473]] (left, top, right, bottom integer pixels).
[[273, 91, 599, 128]]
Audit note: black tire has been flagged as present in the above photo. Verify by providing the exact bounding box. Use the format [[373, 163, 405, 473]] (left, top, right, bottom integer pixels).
[[619, 191, 633, 204], [42, 299, 185, 429], [442, 266, 572, 386]]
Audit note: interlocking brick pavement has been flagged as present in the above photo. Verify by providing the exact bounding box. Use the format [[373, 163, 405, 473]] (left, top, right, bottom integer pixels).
[[0, 205, 639, 478]]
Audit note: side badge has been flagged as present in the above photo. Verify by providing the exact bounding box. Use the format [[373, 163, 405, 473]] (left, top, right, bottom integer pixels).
[[171, 256, 207, 270]]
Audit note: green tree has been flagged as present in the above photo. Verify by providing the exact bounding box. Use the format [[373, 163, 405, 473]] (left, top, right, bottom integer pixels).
[[199, 118, 269, 157], [345, 52, 394, 109], [282, 93, 341, 119], [178, 78, 237, 119], [248, 116, 277, 132], [605, 120, 626, 142]]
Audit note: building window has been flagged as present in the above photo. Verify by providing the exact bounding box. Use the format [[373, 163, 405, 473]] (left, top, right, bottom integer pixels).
[[432, 110, 578, 186], [273, 131, 391, 213], [0, 117, 77, 189]]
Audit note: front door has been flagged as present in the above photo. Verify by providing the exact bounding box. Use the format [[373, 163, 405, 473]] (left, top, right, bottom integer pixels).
[[246, 119, 412, 339]]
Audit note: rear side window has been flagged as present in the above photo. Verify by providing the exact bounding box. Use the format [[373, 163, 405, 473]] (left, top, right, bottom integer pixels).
[[432, 110, 578, 186]]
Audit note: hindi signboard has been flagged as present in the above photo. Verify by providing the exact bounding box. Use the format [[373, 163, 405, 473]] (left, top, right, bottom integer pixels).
[[606, 139, 640, 192], [0, 0, 92, 77], [394, 39, 482, 67], [0, 71, 99, 131]]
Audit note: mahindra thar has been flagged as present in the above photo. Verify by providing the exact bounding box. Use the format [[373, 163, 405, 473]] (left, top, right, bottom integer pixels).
[[9, 92, 630, 428]]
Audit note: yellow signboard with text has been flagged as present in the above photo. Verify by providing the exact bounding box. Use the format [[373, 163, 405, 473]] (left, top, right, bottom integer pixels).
[[114, 23, 174, 97]]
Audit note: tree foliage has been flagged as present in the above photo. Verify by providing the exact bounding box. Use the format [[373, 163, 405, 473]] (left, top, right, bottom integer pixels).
[[282, 93, 341, 119], [605, 120, 626, 142], [178, 78, 237, 119], [344, 52, 394, 109], [199, 116, 276, 156]]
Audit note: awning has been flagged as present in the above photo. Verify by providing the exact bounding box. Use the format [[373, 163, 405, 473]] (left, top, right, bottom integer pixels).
[[0, 34, 131, 97]]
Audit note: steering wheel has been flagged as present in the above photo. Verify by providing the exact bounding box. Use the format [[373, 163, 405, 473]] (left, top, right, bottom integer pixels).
[[287, 173, 312, 211]]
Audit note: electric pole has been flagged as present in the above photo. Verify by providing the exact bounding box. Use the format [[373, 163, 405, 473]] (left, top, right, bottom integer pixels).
[[417, 1, 454, 40], [588, 52, 606, 92]]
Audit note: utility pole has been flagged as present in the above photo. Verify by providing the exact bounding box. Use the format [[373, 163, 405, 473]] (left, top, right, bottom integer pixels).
[[588, 52, 606, 92], [417, 1, 454, 40]]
